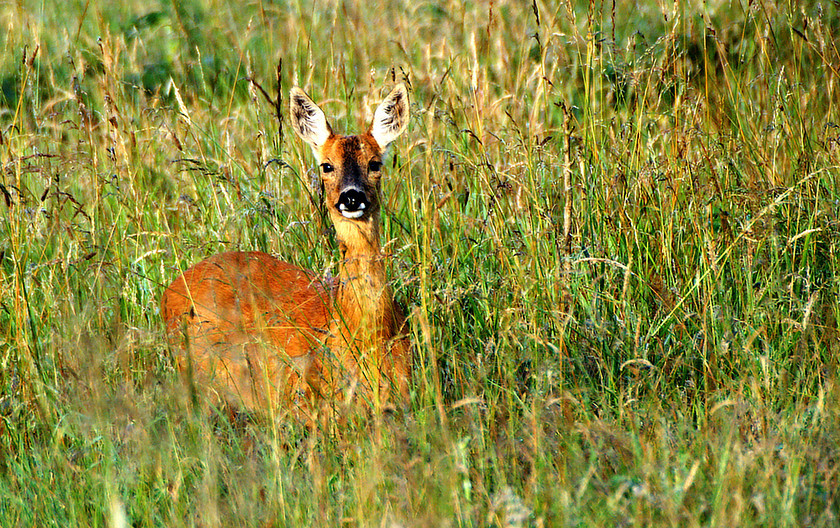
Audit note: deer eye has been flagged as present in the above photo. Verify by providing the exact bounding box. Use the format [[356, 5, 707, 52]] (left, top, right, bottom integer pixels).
[[368, 160, 382, 172], [321, 163, 334, 173]]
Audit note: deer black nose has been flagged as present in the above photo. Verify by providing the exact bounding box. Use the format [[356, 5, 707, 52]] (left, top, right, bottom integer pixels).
[[337, 188, 369, 219]]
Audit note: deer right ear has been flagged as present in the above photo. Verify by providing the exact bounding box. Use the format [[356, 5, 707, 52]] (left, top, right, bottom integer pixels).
[[370, 84, 410, 149], [290, 87, 332, 156]]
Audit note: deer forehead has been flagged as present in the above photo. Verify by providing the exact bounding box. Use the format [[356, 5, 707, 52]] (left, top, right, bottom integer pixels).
[[320, 133, 382, 163]]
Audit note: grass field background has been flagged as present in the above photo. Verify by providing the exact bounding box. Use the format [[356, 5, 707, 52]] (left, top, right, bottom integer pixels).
[[2, 0, 839, 525]]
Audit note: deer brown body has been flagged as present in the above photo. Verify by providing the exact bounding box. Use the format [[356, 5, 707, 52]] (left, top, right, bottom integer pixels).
[[161, 84, 411, 412]]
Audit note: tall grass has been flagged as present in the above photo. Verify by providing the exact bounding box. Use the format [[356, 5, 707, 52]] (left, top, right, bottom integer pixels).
[[1, 0, 839, 525]]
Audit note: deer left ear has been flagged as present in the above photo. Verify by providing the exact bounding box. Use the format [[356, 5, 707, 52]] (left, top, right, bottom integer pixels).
[[290, 87, 333, 156], [370, 84, 410, 149]]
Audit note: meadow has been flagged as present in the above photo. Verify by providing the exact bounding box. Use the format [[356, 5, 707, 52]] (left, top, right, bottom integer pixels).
[[1, 0, 839, 525]]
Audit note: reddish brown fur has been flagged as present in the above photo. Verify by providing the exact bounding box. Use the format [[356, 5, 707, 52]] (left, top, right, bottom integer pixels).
[[160, 251, 333, 408], [161, 85, 410, 414]]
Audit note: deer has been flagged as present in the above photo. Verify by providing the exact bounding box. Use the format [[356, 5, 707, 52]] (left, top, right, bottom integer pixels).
[[160, 84, 411, 417]]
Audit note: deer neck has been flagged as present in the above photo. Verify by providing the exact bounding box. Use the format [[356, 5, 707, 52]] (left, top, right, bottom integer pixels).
[[327, 210, 402, 403], [331, 211, 394, 339]]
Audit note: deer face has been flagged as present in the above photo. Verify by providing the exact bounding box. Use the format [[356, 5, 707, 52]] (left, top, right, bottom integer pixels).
[[318, 133, 383, 221], [290, 84, 409, 224]]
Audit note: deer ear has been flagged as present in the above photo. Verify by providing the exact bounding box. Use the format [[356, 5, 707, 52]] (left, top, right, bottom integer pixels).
[[290, 87, 332, 156], [370, 84, 410, 149]]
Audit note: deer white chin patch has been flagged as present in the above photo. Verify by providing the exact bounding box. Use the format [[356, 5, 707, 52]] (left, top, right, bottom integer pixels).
[[338, 201, 366, 219]]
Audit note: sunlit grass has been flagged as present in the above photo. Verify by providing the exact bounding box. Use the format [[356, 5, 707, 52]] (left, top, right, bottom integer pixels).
[[1, 0, 839, 525]]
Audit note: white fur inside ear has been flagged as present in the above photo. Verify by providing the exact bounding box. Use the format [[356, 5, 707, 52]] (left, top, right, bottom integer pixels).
[[290, 87, 332, 153], [370, 84, 410, 149]]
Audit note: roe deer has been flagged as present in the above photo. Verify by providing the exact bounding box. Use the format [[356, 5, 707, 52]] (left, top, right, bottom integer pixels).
[[161, 84, 411, 413]]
